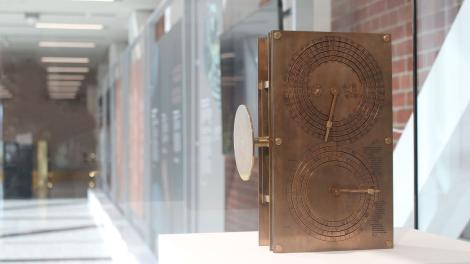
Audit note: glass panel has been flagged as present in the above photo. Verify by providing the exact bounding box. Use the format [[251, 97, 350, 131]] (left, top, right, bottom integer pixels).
[[417, 0, 470, 241], [220, 0, 280, 231], [140, 0, 282, 258]]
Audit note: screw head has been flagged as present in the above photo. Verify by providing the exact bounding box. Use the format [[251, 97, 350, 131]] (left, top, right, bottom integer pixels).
[[313, 88, 321, 96], [385, 137, 392, 145], [273, 31, 282, 40], [275, 138, 283, 146], [383, 34, 391, 42], [275, 245, 283, 252]]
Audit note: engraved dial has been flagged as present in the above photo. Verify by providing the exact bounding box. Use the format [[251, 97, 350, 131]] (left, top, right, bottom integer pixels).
[[288, 146, 379, 242], [285, 36, 385, 142]]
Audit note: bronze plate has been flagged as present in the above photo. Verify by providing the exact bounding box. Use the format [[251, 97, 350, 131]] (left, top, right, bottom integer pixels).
[[268, 31, 393, 252], [258, 37, 270, 246]]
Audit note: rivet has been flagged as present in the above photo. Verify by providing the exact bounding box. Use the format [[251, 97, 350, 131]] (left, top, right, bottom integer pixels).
[[275, 138, 283, 145], [385, 240, 393, 248], [385, 137, 392, 145], [275, 245, 283, 252], [313, 88, 322, 96], [383, 34, 391, 42], [273, 31, 282, 40]]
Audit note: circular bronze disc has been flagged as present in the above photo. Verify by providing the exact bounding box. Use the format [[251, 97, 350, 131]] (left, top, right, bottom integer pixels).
[[233, 105, 254, 181]]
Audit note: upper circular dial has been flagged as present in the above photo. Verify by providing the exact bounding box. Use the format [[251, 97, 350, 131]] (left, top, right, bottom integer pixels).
[[285, 36, 385, 143]]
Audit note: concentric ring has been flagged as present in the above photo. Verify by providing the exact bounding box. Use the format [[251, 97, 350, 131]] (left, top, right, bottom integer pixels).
[[285, 36, 385, 142], [288, 146, 378, 242]]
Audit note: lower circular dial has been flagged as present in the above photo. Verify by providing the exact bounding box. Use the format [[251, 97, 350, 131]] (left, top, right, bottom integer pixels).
[[288, 146, 378, 242]]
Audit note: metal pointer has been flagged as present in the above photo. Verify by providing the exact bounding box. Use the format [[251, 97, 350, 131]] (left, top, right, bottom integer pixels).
[[330, 186, 381, 196], [324, 88, 338, 142]]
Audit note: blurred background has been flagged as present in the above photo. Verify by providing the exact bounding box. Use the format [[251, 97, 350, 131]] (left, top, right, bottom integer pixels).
[[0, 0, 469, 263]]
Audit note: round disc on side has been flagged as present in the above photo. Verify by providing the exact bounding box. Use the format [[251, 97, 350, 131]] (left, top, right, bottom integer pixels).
[[233, 105, 254, 181]]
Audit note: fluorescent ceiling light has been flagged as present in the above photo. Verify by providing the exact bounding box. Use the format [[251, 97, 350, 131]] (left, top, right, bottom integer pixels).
[[72, 0, 114, 2], [42, 57, 89, 64], [48, 86, 80, 93], [48, 80, 81, 87], [49, 90, 77, 94], [36, 23, 104, 30], [49, 94, 77, 100], [48, 74, 86, 81], [39, 41, 96, 48], [47, 67, 89, 73]]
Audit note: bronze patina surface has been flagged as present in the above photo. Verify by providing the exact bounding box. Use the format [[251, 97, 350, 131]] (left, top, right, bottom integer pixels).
[[234, 31, 393, 253]]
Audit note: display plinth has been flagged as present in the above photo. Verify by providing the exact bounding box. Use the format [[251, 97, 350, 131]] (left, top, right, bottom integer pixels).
[[159, 228, 470, 264]]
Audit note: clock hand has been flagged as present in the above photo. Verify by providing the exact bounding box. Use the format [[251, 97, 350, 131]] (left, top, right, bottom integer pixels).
[[324, 88, 339, 142], [329, 186, 381, 196]]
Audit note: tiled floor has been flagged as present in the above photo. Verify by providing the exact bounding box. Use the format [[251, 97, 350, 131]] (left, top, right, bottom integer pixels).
[[0, 199, 113, 263]]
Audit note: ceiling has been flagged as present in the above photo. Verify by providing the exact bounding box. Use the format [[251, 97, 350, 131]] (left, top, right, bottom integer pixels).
[[0, 0, 159, 67]]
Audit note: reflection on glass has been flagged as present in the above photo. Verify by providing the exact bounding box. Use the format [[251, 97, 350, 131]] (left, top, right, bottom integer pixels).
[[417, 0, 470, 241], [221, 0, 280, 232]]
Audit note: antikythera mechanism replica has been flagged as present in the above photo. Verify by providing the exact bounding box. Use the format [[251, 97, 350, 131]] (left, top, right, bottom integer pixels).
[[233, 31, 393, 253]]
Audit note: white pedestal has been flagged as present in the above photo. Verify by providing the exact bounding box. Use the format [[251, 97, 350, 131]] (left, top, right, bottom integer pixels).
[[159, 228, 470, 264]]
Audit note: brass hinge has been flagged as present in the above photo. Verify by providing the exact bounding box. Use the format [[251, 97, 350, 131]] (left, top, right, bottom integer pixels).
[[254, 136, 270, 148], [263, 195, 270, 203], [258, 80, 269, 90]]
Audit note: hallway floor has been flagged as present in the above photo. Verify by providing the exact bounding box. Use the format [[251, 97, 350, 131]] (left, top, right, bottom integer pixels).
[[0, 199, 113, 263]]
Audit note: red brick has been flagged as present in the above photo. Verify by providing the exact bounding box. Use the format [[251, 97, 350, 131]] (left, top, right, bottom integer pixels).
[[420, 11, 445, 32], [386, 0, 405, 9], [419, 30, 446, 50], [398, 4, 413, 22], [405, 56, 413, 71], [396, 40, 412, 56], [392, 76, 401, 90], [400, 74, 412, 89], [393, 59, 405, 72], [390, 25, 406, 40], [405, 92, 414, 106], [380, 11, 395, 29], [393, 92, 405, 106], [354, 7, 369, 20], [417, 54, 427, 69], [418, 0, 444, 16], [397, 109, 413, 124], [393, 110, 398, 123], [369, 0, 387, 14]]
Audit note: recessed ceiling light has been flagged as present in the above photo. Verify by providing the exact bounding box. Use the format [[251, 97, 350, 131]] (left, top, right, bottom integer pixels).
[[49, 90, 77, 95], [48, 74, 86, 81], [48, 80, 81, 87], [39, 41, 96, 48], [36, 23, 104, 30], [47, 67, 89, 73], [42, 57, 90, 64]]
